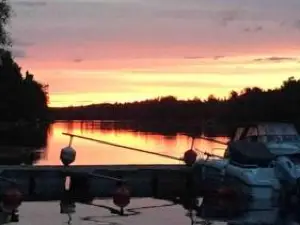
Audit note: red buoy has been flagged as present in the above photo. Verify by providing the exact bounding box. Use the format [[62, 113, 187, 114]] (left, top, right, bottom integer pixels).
[[113, 185, 130, 208], [2, 187, 22, 213], [183, 149, 197, 166]]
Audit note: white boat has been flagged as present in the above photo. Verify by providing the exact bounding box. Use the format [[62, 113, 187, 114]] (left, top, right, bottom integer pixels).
[[194, 198, 298, 225], [195, 122, 300, 201]]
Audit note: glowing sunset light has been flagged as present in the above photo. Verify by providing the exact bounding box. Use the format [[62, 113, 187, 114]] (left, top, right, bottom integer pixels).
[[9, 0, 300, 107]]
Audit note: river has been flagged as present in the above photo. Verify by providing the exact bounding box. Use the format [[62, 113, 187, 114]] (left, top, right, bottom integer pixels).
[[2, 121, 300, 224], [36, 120, 228, 165]]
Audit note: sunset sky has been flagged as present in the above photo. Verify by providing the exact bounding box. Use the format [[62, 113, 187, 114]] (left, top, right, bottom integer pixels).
[[8, 0, 300, 107]]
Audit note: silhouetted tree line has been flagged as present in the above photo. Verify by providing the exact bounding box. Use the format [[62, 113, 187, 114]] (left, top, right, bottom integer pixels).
[[51, 77, 300, 131], [0, 49, 50, 163], [0, 50, 49, 121], [0, 1, 49, 121]]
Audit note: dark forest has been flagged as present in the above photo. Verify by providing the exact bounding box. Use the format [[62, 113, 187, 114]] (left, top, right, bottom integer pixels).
[[0, 1, 49, 122], [51, 77, 300, 130]]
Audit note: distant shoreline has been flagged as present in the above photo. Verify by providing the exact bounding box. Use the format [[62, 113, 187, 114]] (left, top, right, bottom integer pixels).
[[49, 77, 300, 135]]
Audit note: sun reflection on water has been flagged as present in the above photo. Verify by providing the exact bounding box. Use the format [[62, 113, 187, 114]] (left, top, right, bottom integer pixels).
[[37, 121, 229, 165]]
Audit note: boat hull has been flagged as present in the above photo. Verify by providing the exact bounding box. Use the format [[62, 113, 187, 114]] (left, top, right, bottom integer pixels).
[[196, 159, 281, 201]]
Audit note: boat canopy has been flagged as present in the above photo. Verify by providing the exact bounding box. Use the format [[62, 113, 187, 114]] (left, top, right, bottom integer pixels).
[[232, 123, 299, 142], [227, 140, 275, 167], [225, 123, 300, 166]]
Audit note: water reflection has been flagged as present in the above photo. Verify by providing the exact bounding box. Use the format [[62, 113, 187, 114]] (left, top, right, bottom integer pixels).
[[188, 197, 300, 225], [54, 197, 300, 225], [0, 120, 229, 165], [38, 121, 228, 165], [0, 122, 50, 165]]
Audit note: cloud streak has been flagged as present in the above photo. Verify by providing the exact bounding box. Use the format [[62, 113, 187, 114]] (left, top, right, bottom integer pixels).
[[253, 57, 299, 63], [295, 20, 300, 29], [73, 58, 83, 63], [11, 1, 47, 7], [131, 80, 245, 89], [219, 10, 241, 26], [243, 26, 263, 32], [7, 0, 300, 106], [12, 38, 34, 47], [11, 49, 27, 58]]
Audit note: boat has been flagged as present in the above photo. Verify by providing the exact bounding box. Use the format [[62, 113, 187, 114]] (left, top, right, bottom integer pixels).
[[195, 122, 300, 201], [192, 197, 299, 225], [60, 124, 300, 202], [2, 122, 300, 223]]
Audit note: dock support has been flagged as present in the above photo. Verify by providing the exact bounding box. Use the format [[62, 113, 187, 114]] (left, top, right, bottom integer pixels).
[[0, 165, 192, 201]]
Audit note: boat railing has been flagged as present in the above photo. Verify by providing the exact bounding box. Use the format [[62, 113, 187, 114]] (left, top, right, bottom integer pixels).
[[196, 149, 223, 161], [247, 134, 300, 143]]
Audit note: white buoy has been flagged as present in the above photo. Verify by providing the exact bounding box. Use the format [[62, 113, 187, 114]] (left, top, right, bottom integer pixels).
[[60, 146, 76, 166]]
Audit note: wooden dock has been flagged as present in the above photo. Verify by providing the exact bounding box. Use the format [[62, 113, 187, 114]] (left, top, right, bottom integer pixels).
[[0, 165, 200, 201]]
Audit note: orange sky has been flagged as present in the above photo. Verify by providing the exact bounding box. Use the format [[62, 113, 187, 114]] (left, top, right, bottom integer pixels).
[[9, 0, 300, 107]]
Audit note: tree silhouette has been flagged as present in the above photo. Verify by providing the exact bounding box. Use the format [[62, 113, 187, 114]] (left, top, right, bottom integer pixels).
[[0, 50, 49, 121], [51, 76, 300, 133], [0, 1, 49, 121], [0, 0, 11, 46], [229, 91, 238, 100]]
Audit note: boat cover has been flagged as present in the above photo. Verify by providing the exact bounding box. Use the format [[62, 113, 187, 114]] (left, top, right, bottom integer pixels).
[[231, 122, 299, 141], [227, 140, 276, 167], [256, 123, 298, 136]]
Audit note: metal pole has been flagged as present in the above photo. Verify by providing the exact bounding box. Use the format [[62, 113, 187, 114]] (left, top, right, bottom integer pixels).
[[62, 133, 182, 161]]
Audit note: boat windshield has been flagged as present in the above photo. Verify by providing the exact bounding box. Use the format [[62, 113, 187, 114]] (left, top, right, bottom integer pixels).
[[251, 135, 300, 143], [235, 123, 300, 143]]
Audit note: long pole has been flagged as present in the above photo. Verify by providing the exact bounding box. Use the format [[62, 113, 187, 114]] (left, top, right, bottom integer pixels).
[[62, 133, 182, 162], [195, 136, 228, 146]]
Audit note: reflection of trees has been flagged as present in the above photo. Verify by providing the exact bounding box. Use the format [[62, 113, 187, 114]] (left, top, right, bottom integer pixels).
[[78, 120, 181, 137], [0, 122, 49, 147], [186, 197, 300, 225], [0, 1, 50, 165], [0, 122, 50, 165]]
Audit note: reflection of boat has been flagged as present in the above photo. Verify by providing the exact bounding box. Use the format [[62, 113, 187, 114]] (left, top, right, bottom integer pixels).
[[195, 122, 300, 200], [193, 197, 300, 225]]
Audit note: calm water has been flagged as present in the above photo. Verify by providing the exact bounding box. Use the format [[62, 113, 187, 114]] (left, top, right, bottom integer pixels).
[[36, 120, 228, 165], [11, 198, 300, 225], [4, 121, 300, 224]]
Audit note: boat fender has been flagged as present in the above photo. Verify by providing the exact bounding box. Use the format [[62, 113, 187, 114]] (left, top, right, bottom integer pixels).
[[274, 156, 298, 186]]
